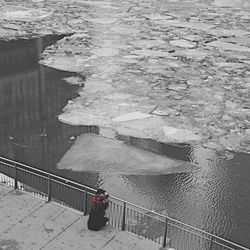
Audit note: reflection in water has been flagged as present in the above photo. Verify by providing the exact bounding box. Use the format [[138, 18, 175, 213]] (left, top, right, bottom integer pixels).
[[0, 36, 99, 186], [103, 147, 250, 247]]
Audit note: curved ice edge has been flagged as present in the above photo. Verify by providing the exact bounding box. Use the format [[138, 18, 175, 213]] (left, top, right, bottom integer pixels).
[[57, 133, 200, 175]]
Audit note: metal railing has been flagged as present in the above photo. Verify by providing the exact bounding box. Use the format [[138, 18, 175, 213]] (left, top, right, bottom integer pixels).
[[0, 156, 249, 250]]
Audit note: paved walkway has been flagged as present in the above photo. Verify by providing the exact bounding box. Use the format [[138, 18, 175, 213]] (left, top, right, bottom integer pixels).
[[0, 184, 160, 250]]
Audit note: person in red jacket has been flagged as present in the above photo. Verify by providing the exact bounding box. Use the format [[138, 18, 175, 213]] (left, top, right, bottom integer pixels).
[[87, 189, 109, 231]]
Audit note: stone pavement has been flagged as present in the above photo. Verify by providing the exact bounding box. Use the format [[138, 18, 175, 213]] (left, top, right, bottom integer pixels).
[[0, 184, 160, 250]]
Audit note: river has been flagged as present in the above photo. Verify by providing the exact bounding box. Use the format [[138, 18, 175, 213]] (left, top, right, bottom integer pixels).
[[0, 35, 249, 248]]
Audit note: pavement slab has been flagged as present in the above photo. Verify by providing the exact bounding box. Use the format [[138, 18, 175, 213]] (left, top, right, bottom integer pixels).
[[0, 184, 160, 250]]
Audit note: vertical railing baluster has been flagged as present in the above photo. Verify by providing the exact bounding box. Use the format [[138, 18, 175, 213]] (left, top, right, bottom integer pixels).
[[122, 202, 126, 231], [84, 187, 88, 215], [113, 203, 118, 227], [47, 175, 51, 202], [163, 217, 168, 248], [110, 202, 113, 226], [209, 235, 214, 250], [127, 208, 130, 232], [14, 164, 18, 189]]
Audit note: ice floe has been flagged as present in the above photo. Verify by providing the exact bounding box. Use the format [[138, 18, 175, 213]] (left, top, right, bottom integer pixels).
[[206, 41, 250, 52], [57, 134, 199, 175], [0, 6, 52, 21], [112, 112, 152, 122], [163, 126, 201, 142]]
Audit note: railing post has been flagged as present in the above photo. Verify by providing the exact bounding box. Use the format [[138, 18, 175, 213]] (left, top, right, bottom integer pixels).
[[163, 217, 168, 248], [209, 235, 214, 250], [47, 175, 51, 202], [84, 187, 88, 216], [122, 202, 126, 231], [14, 164, 18, 189]]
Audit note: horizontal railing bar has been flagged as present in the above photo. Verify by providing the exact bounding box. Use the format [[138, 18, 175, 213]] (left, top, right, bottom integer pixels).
[[0, 156, 249, 250], [213, 237, 249, 250], [168, 222, 211, 240], [51, 179, 88, 193], [0, 157, 96, 191], [216, 241, 235, 250], [16, 167, 48, 179], [0, 162, 16, 169]]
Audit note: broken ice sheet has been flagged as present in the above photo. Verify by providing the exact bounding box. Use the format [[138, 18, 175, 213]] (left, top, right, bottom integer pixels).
[[177, 49, 209, 60], [143, 13, 174, 20], [152, 20, 214, 32], [212, 0, 250, 7], [206, 41, 250, 52], [112, 112, 152, 122], [169, 39, 197, 48], [0, 6, 52, 21], [163, 126, 201, 142], [132, 49, 173, 58], [75, 0, 117, 9], [130, 39, 166, 49], [93, 47, 119, 57], [63, 76, 84, 86], [57, 134, 198, 175], [41, 55, 84, 72], [83, 17, 117, 24]]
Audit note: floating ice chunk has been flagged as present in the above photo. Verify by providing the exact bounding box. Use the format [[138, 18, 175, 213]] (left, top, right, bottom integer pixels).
[[63, 76, 84, 86], [57, 134, 198, 175], [163, 126, 201, 142], [208, 28, 249, 37], [178, 49, 208, 60], [169, 39, 196, 48], [206, 41, 250, 52], [75, 1, 114, 7], [130, 39, 165, 49], [0, 7, 52, 21], [83, 18, 117, 24], [163, 126, 178, 135], [59, 110, 110, 126], [153, 20, 214, 31], [112, 111, 151, 122], [132, 49, 173, 58], [143, 13, 173, 20], [93, 47, 119, 57], [111, 26, 140, 34], [212, 0, 250, 7]]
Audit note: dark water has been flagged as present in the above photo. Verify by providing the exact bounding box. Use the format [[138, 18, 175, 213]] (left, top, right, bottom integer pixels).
[[0, 36, 249, 248], [0, 36, 100, 186]]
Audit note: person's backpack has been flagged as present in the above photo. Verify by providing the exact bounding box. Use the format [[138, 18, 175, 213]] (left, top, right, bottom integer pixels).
[[91, 196, 101, 212]]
